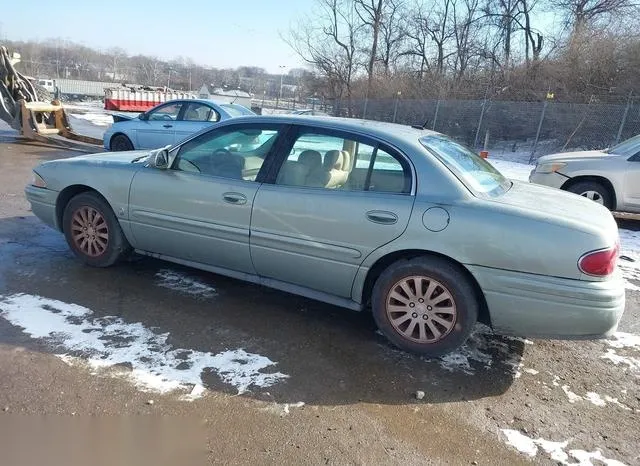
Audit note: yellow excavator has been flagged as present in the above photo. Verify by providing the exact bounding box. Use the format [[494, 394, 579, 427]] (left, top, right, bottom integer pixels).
[[0, 45, 102, 150]]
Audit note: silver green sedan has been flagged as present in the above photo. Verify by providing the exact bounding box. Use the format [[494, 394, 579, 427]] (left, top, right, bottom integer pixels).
[[25, 116, 625, 356]]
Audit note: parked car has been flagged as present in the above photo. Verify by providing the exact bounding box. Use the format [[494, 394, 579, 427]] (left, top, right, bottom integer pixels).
[[103, 98, 255, 151], [26, 116, 624, 356], [529, 134, 640, 212]]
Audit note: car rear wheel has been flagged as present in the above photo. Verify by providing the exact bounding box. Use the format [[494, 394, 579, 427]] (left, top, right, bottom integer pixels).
[[62, 192, 131, 267], [566, 180, 613, 210], [110, 134, 134, 151], [371, 256, 478, 356]]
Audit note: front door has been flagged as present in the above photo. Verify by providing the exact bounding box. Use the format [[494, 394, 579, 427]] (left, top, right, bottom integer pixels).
[[136, 102, 183, 149], [250, 127, 415, 298], [128, 123, 283, 273], [173, 102, 221, 144]]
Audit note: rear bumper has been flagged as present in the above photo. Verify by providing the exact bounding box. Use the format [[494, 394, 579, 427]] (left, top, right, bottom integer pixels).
[[528, 170, 566, 189], [25, 185, 59, 230], [468, 265, 625, 339]]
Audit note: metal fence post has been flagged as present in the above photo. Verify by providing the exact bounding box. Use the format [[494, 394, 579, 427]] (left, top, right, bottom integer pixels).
[[362, 97, 368, 119], [392, 91, 401, 123], [432, 99, 440, 130], [473, 97, 487, 148], [530, 99, 549, 164], [615, 91, 633, 145]]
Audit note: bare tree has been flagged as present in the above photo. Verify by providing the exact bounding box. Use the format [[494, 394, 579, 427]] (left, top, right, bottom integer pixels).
[[288, 0, 363, 110], [556, 0, 639, 37], [378, 0, 406, 73]]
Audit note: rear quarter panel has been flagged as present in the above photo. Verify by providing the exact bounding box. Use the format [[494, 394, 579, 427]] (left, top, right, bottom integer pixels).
[[351, 198, 618, 303]]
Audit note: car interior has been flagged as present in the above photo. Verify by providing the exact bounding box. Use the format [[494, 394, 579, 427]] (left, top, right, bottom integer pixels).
[[175, 128, 410, 193], [276, 136, 410, 193]]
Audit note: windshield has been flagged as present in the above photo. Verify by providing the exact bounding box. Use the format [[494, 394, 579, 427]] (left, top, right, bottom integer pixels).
[[220, 104, 255, 117], [419, 135, 511, 197], [607, 134, 640, 157]]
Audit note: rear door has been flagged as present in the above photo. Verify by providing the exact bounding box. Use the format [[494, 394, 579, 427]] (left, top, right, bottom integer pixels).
[[250, 126, 415, 298], [136, 102, 183, 149], [173, 102, 221, 144]]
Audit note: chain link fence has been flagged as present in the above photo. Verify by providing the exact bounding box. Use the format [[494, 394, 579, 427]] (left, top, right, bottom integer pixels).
[[330, 96, 640, 161]]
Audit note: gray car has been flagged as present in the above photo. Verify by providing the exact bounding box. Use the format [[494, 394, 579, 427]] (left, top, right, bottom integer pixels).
[[529, 134, 640, 212], [25, 116, 625, 355]]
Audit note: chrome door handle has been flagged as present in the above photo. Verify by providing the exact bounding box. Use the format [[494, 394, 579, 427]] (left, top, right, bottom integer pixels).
[[223, 192, 247, 205], [163, 124, 173, 128], [366, 210, 398, 225]]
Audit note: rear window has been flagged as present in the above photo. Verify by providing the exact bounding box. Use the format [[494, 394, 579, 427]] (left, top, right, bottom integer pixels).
[[419, 135, 511, 197]]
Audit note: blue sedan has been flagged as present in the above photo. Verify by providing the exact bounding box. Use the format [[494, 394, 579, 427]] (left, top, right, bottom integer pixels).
[[103, 98, 255, 151]]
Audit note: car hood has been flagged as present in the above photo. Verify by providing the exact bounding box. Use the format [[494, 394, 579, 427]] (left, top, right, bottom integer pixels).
[[53, 150, 154, 166], [490, 180, 617, 237], [537, 150, 608, 163]]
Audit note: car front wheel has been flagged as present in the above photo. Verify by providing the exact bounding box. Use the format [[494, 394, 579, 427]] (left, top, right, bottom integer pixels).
[[110, 134, 134, 151], [371, 256, 478, 356], [565, 180, 613, 209], [62, 192, 131, 267]]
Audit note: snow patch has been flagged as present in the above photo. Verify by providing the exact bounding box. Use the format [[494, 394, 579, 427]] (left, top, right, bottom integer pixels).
[[155, 269, 217, 298], [434, 325, 523, 375], [562, 385, 583, 403], [0, 294, 288, 397], [606, 332, 640, 349], [501, 429, 627, 465], [601, 349, 640, 373], [68, 112, 114, 127], [262, 401, 305, 417], [489, 159, 533, 182]]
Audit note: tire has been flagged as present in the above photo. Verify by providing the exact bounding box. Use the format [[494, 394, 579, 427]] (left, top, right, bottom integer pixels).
[[371, 256, 478, 356], [62, 192, 131, 267], [110, 134, 134, 151], [565, 180, 613, 210]]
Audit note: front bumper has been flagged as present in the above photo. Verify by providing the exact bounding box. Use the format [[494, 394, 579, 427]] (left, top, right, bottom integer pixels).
[[468, 265, 625, 339], [25, 185, 59, 230], [528, 169, 567, 189]]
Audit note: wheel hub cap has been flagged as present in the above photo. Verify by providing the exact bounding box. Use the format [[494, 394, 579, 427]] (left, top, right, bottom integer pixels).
[[580, 190, 604, 205], [385, 275, 457, 344], [71, 206, 109, 257]]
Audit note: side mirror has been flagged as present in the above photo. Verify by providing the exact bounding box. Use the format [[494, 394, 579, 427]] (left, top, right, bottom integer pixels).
[[139, 113, 148, 121], [149, 149, 169, 169]]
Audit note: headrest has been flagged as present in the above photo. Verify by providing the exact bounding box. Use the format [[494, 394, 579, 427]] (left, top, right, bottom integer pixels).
[[324, 150, 344, 170], [298, 150, 322, 170]]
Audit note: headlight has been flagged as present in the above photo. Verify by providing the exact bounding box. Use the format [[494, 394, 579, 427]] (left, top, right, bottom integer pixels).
[[535, 162, 567, 174], [31, 172, 47, 188]]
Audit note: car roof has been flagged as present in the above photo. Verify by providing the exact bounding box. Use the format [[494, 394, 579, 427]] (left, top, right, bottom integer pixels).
[[163, 98, 246, 107], [220, 114, 440, 146]]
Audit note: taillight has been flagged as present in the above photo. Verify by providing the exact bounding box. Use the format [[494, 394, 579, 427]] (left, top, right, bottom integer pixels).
[[578, 243, 619, 276]]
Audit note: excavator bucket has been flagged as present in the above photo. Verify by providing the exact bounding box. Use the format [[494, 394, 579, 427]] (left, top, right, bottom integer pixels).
[[18, 100, 103, 147], [1, 44, 103, 150]]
